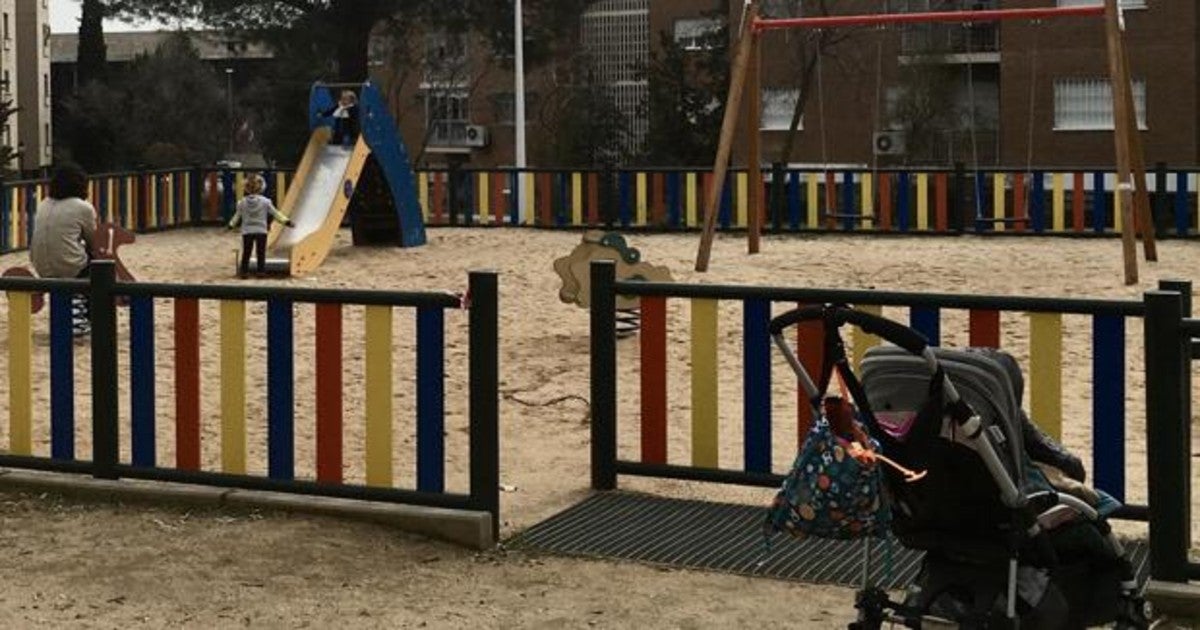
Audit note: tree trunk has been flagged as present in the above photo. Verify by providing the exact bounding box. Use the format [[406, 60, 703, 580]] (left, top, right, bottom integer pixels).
[[331, 0, 385, 82], [78, 0, 107, 86]]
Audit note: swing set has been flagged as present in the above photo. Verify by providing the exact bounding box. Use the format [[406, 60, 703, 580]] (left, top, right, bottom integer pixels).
[[694, 0, 1156, 286]]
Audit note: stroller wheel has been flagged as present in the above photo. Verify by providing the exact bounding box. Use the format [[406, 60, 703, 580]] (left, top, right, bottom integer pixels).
[[1113, 594, 1151, 630]]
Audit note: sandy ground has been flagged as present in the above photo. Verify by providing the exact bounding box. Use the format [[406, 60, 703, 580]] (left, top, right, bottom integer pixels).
[[0, 227, 1196, 628]]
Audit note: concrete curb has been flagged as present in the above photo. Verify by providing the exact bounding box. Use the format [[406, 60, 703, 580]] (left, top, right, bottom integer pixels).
[[0, 469, 494, 550]]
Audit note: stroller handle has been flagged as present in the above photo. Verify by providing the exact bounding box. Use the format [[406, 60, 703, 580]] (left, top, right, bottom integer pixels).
[[769, 305, 928, 355]]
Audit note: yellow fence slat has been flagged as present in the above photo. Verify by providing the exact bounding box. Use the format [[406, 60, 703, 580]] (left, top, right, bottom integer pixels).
[[993, 173, 1006, 232], [1029, 313, 1063, 441], [916, 173, 929, 230], [7, 292, 31, 456], [220, 300, 247, 474], [690, 299, 719, 468], [365, 305, 394, 487]]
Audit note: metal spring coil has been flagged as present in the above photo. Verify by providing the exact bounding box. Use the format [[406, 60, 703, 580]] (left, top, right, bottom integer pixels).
[[616, 308, 641, 338]]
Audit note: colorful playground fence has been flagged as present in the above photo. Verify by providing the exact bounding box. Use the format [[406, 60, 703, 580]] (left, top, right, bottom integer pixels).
[[0, 262, 499, 537], [405, 164, 1200, 235], [5, 163, 1200, 254], [588, 261, 1169, 541]]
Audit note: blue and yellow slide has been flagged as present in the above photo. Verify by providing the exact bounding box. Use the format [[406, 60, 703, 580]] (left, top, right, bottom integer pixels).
[[265, 81, 426, 276]]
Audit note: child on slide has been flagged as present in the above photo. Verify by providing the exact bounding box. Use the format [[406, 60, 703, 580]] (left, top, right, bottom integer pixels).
[[227, 174, 294, 277], [322, 89, 360, 148]]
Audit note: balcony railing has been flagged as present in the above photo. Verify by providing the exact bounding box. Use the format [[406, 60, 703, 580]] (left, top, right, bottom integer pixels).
[[428, 121, 472, 148]]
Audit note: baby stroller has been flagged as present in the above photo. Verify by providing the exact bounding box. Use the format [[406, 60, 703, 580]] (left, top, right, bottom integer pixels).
[[767, 304, 1149, 629]]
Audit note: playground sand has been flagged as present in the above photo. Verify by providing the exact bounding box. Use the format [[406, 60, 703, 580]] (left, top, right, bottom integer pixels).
[[0, 227, 1194, 627]]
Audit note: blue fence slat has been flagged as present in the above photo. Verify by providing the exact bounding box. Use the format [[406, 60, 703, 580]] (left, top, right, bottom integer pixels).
[[787, 171, 801, 231], [743, 299, 772, 474], [556, 173, 569, 227], [130, 296, 156, 467], [897, 171, 911, 232], [24, 187, 35, 244], [841, 171, 855, 231], [618, 172, 632, 228], [1031, 171, 1046, 233], [719, 174, 732, 230], [666, 172, 681, 228], [1176, 171, 1190, 236], [267, 299, 295, 481], [49, 292, 75, 461], [1093, 171, 1107, 234], [909, 307, 941, 347], [1092, 315, 1125, 502], [221, 171, 235, 222], [510, 172, 521, 226], [417, 307, 446, 493], [1, 183, 9, 252]]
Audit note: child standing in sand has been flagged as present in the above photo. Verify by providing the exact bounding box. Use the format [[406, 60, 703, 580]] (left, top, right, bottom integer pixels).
[[227, 174, 294, 277]]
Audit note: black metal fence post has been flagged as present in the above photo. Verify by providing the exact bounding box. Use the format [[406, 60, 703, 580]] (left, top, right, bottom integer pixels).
[[590, 261, 618, 491], [190, 166, 204, 226], [1154, 162, 1169, 237], [90, 261, 119, 480], [770, 162, 785, 231], [1145, 288, 1189, 582], [468, 270, 500, 540]]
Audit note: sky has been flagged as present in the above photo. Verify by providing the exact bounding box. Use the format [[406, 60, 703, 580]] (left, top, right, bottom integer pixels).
[[50, 0, 172, 34]]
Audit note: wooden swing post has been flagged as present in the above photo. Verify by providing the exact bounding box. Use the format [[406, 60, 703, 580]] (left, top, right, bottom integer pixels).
[[1103, 0, 1140, 285], [695, 1, 1148, 284], [697, 2, 760, 273]]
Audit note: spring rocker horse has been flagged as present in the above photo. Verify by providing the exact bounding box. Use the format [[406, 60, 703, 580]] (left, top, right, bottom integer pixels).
[[554, 231, 673, 337], [1, 222, 138, 314]]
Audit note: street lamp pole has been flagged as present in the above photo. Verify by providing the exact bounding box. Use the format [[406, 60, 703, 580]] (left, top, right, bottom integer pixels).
[[514, 0, 527, 224], [225, 67, 234, 156]]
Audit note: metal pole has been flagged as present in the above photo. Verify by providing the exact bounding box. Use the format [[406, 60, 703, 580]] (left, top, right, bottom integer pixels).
[[1145, 289, 1189, 582], [514, 0, 527, 225], [468, 270, 500, 541], [89, 260, 119, 480], [225, 68, 235, 156], [590, 261, 618, 490]]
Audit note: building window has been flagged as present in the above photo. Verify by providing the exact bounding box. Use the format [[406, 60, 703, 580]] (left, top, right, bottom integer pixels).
[[423, 31, 468, 87], [42, 24, 50, 57], [425, 90, 470, 144], [673, 18, 723, 51], [42, 74, 49, 107], [3, 13, 10, 49], [761, 88, 801, 130], [1053, 78, 1147, 131], [43, 123, 50, 157]]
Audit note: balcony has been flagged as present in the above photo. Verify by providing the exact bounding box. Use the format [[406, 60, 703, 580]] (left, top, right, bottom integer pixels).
[[427, 121, 489, 152]]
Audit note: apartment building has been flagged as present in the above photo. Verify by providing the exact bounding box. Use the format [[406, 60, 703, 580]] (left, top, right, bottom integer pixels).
[[389, 0, 1199, 169], [0, 0, 51, 174], [663, 0, 1200, 168], [16, 0, 50, 173]]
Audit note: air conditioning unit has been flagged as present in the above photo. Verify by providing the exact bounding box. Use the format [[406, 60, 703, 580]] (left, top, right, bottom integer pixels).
[[464, 124, 489, 148], [873, 131, 907, 156]]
